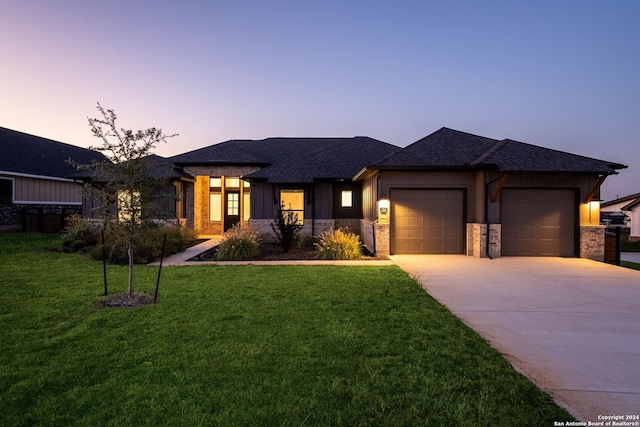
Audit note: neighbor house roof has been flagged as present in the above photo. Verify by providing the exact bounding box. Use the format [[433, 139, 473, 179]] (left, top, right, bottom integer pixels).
[[602, 192, 640, 211], [0, 127, 107, 179], [359, 127, 626, 177], [171, 137, 399, 183]]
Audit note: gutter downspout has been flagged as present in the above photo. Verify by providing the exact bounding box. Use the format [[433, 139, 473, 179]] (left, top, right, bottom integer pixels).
[[311, 183, 315, 237], [371, 219, 378, 256]]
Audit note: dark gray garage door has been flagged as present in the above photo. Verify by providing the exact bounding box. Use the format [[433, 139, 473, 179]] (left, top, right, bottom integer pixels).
[[501, 189, 576, 256], [391, 189, 464, 254]]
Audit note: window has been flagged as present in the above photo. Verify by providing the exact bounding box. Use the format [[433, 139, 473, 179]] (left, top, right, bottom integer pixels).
[[341, 190, 353, 208], [280, 189, 304, 224], [0, 179, 12, 205], [243, 184, 251, 221], [117, 190, 141, 223], [225, 177, 240, 188], [227, 193, 239, 215], [209, 177, 222, 222]]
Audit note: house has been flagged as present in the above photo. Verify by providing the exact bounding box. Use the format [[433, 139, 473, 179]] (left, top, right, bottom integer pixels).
[[71, 153, 194, 223], [169, 127, 625, 261], [601, 193, 640, 240], [0, 127, 106, 231], [354, 128, 626, 259], [169, 137, 399, 236]]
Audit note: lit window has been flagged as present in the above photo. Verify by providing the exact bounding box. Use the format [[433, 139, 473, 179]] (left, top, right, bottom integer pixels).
[[227, 193, 239, 215], [341, 190, 353, 208], [209, 177, 222, 222], [280, 189, 304, 224], [243, 191, 251, 221], [225, 177, 240, 188], [209, 193, 222, 221], [117, 190, 141, 223]]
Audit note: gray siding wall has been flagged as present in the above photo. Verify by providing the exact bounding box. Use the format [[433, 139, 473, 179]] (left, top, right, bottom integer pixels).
[[362, 174, 378, 221], [251, 182, 335, 220], [9, 175, 82, 204]]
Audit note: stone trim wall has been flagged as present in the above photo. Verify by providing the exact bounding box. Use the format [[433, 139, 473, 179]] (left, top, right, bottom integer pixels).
[[580, 225, 605, 262], [373, 223, 390, 257], [250, 218, 335, 242], [466, 223, 501, 258], [360, 219, 375, 253]]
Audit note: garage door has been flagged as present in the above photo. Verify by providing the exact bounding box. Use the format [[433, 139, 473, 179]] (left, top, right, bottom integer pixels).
[[391, 189, 465, 254], [501, 189, 576, 256]]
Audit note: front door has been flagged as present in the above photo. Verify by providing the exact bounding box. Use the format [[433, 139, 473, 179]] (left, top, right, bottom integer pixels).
[[224, 191, 240, 231]]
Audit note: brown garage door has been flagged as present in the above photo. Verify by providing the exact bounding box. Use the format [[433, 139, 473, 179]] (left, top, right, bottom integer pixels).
[[501, 189, 576, 256], [391, 189, 465, 254]]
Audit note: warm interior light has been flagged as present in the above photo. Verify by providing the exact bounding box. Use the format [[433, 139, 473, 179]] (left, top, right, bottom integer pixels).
[[588, 200, 600, 224]]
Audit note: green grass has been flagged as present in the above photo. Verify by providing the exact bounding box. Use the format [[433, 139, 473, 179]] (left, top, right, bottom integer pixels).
[[621, 260, 640, 271], [0, 233, 573, 426]]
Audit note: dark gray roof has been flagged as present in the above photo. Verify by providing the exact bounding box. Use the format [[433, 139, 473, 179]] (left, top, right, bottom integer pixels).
[[0, 127, 107, 178], [70, 154, 194, 181], [601, 192, 640, 211], [171, 137, 399, 183], [369, 127, 626, 174]]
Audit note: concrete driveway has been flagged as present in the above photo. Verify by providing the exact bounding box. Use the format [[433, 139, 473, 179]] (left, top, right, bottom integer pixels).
[[390, 255, 640, 422]]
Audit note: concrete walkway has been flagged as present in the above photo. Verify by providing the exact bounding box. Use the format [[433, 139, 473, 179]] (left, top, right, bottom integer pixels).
[[149, 237, 222, 266], [390, 255, 640, 422], [622, 251, 640, 263], [149, 238, 393, 266]]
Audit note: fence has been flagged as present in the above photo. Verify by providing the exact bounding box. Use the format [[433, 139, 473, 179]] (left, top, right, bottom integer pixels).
[[21, 207, 80, 233], [604, 227, 621, 265]]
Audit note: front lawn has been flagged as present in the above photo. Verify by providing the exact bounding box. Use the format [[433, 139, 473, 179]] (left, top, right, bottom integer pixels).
[[0, 233, 573, 426], [621, 260, 640, 271]]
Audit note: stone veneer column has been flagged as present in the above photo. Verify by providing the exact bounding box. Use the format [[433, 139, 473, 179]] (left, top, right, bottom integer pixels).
[[580, 225, 605, 262], [466, 223, 501, 258], [374, 223, 390, 257]]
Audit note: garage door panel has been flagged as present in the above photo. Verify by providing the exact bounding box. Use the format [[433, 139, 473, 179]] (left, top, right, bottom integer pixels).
[[391, 189, 464, 254], [501, 189, 575, 257]]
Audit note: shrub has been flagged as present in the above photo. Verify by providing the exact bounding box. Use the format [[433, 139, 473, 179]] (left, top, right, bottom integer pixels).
[[270, 203, 303, 252], [297, 234, 315, 248], [90, 223, 197, 264], [61, 215, 99, 250], [315, 228, 362, 260], [216, 224, 261, 261], [621, 239, 640, 252]]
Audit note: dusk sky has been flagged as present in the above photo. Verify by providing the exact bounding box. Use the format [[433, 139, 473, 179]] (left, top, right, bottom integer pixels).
[[2, 1, 638, 200]]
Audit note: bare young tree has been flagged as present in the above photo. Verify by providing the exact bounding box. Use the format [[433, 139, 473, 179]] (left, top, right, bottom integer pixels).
[[79, 103, 177, 296]]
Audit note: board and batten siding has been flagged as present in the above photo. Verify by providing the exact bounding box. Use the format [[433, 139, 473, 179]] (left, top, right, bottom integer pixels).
[[14, 176, 82, 205]]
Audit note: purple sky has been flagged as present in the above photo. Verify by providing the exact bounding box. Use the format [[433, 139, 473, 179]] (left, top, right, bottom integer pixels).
[[2, 1, 638, 200]]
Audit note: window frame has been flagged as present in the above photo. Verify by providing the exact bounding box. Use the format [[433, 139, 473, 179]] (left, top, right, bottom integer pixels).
[[280, 188, 305, 225]]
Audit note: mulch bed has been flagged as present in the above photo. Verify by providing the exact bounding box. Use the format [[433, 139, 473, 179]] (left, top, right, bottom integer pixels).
[[98, 292, 155, 308], [188, 243, 317, 261]]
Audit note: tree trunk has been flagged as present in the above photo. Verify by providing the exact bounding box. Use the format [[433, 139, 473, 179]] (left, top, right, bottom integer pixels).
[[128, 244, 134, 296]]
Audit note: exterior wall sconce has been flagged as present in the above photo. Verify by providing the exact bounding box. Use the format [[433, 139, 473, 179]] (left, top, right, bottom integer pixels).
[[588, 199, 601, 224], [377, 198, 390, 224]]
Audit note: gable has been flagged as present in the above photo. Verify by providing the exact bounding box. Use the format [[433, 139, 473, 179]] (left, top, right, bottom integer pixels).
[[364, 127, 625, 175], [172, 136, 399, 183]]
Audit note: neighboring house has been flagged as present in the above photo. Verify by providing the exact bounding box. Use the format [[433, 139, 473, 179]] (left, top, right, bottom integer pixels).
[[169, 137, 399, 236], [71, 154, 194, 223], [355, 128, 626, 259], [0, 127, 106, 231], [601, 193, 640, 240]]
